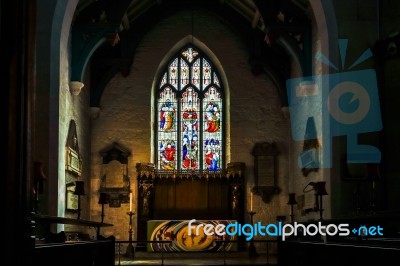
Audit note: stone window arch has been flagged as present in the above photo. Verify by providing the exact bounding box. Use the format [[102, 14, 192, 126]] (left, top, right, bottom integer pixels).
[[155, 44, 225, 172]]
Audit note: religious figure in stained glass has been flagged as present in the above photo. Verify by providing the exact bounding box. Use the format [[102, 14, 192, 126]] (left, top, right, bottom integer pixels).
[[160, 101, 175, 131], [159, 139, 176, 170], [204, 138, 221, 170], [204, 102, 220, 133]]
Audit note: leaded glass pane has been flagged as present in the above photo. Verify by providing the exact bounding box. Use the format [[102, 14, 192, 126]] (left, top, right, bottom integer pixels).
[[191, 58, 200, 90], [213, 73, 220, 87], [158, 87, 178, 170], [180, 59, 189, 88], [203, 87, 222, 170], [168, 58, 178, 89], [182, 47, 198, 63], [181, 87, 200, 170], [202, 59, 211, 89], [160, 73, 167, 87]]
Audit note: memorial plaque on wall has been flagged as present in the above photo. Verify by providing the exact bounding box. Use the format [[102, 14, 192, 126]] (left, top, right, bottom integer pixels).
[[251, 142, 280, 202], [252, 142, 279, 189], [256, 155, 275, 187], [66, 182, 78, 211]]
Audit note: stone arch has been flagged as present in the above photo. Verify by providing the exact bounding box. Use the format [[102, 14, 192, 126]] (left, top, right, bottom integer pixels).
[[259, 0, 338, 109], [35, 0, 79, 219], [310, 0, 338, 71]]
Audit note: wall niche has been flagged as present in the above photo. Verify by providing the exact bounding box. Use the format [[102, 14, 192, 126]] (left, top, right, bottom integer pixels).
[[99, 142, 131, 207]]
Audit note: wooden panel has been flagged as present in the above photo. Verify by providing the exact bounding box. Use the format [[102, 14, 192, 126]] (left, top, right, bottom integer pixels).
[[154, 180, 175, 211], [153, 179, 230, 220], [208, 179, 229, 210], [175, 180, 208, 210]]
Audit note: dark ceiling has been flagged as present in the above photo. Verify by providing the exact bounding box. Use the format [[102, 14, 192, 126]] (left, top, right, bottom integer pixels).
[[71, 0, 311, 107]]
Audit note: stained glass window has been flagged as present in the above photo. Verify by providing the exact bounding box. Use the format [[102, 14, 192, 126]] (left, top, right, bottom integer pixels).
[[156, 46, 224, 171]]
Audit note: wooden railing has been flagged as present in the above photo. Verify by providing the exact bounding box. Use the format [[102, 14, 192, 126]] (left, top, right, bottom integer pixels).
[[216, 239, 278, 265], [34, 239, 115, 266], [115, 240, 172, 265], [114, 239, 279, 265], [32, 214, 113, 240], [31, 214, 116, 265]]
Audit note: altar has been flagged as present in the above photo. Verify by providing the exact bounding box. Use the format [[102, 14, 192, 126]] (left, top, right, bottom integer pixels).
[[147, 220, 237, 252], [136, 162, 246, 250]]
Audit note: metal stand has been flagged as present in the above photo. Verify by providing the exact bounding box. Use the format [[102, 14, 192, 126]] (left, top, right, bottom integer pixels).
[[77, 195, 82, 220], [248, 211, 258, 257], [33, 190, 40, 214], [125, 211, 135, 258], [318, 195, 324, 220], [369, 180, 376, 214], [289, 204, 295, 223], [100, 204, 105, 223]]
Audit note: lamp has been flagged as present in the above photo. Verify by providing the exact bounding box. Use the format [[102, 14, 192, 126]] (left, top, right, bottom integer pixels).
[[74, 181, 85, 219], [98, 192, 108, 223], [315, 181, 328, 220], [287, 193, 297, 223], [33, 162, 47, 213]]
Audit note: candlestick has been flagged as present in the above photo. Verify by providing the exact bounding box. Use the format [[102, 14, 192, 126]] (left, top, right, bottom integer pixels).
[[247, 211, 258, 257], [125, 211, 135, 258], [129, 192, 132, 212], [250, 191, 253, 211]]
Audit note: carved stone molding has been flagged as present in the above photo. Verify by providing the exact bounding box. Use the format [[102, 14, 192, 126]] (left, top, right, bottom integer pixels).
[[136, 162, 246, 180], [226, 162, 245, 178], [69, 81, 84, 96], [136, 163, 155, 178]]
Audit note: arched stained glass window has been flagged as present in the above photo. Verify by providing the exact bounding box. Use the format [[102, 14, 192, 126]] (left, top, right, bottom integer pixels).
[[156, 45, 224, 171]]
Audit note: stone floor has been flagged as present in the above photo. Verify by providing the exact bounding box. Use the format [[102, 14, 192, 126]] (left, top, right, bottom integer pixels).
[[114, 251, 277, 265]]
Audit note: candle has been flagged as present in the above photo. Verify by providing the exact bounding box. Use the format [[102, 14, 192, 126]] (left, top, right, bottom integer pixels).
[[129, 193, 133, 211], [250, 191, 253, 211]]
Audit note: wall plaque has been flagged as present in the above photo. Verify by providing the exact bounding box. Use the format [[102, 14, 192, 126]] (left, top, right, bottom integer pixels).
[[251, 142, 280, 202], [65, 120, 82, 176]]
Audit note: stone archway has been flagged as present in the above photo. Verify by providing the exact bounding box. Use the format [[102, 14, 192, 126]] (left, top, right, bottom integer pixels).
[[35, 0, 80, 220]]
